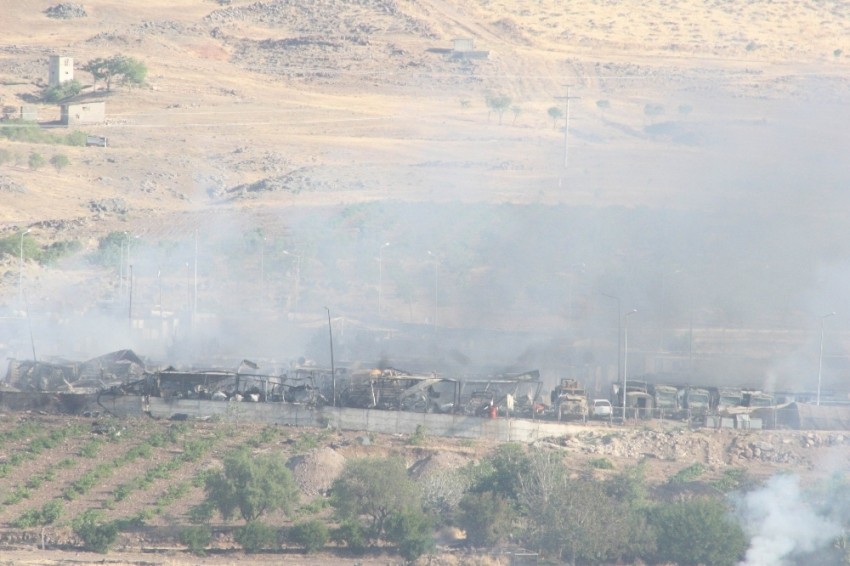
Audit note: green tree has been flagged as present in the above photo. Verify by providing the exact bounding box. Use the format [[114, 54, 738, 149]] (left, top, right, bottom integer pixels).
[[234, 520, 277, 553], [290, 520, 329, 553], [50, 154, 70, 172], [82, 55, 147, 91], [510, 105, 522, 124], [458, 491, 515, 547], [547, 106, 564, 128], [605, 460, 649, 507], [28, 152, 45, 170], [649, 498, 747, 566], [485, 93, 512, 124], [72, 509, 117, 553], [520, 450, 651, 565], [42, 80, 82, 103], [330, 455, 420, 539], [472, 443, 530, 501], [180, 525, 212, 555], [384, 509, 435, 562], [203, 448, 299, 523], [330, 519, 368, 552]]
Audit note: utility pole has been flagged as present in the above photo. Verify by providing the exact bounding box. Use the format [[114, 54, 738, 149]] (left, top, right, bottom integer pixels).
[[555, 86, 580, 169], [325, 307, 336, 407]]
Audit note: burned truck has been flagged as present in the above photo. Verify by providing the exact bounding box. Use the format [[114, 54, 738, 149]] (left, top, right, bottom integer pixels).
[[550, 378, 589, 421]]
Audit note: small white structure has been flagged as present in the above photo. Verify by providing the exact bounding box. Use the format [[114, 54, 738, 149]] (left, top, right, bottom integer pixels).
[[49, 56, 74, 87], [452, 38, 475, 53], [61, 101, 105, 125]]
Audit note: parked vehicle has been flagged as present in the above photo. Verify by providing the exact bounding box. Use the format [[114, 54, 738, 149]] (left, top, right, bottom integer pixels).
[[591, 398, 613, 419]]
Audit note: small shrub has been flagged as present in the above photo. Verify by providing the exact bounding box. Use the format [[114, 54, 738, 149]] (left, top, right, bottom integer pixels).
[[11, 508, 42, 528], [28, 152, 45, 170], [188, 500, 215, 524], [180, 525, 212, 556], [407, 425, 427, 446], [331, 519, 368, 553], [669, 463, 706, 484], [596, 99, 611, 109], [234, 521, 277, 553], [290, 520, 329, 553], [50, 154, 70, 171], [73, 510, 117, 554], [590, 457, 615, 470]]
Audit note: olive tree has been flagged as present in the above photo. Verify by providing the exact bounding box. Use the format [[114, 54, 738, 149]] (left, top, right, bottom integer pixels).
[[82, 55, 147, 91], [330, 455, 421, 539], [485, 93, 512, 124], [203, 448, 299, 523]]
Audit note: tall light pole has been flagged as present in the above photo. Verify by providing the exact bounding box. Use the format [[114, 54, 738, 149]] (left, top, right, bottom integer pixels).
[[282, 250, 301, 317], [427, 251, 439, 332], [18, 228, 31, 310], [325, 306, 336, 407], [601, 293, 622, 387], [623, 309, 638, 421], [378, 242, 390, 317], [817, 311, 836, 406]]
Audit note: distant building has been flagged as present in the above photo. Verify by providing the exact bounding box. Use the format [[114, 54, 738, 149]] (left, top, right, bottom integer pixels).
[[20, 106, 38, 121], [49, 55, 74, 87], [452, 38, 475, 53], [61, 100, 105, 125]]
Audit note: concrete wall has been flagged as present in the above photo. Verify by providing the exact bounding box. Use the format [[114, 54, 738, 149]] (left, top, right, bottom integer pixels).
[[98, 396, 583, 442]]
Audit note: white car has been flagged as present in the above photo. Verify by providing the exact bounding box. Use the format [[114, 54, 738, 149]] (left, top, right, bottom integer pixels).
[[591, 399, 613, 419]]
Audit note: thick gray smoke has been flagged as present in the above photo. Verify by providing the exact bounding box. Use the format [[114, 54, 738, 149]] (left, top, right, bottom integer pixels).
[[736, 474, 841, 566]]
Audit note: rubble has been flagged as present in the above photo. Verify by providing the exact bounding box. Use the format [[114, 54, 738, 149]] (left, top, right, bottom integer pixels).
[[288, 446, 346, 497], [88, 197, 129, 214]]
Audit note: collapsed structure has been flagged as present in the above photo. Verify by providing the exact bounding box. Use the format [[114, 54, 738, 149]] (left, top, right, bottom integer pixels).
[[2, 351, 850, 432]]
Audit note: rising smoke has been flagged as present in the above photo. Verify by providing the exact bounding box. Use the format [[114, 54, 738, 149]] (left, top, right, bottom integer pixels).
[[736, 474, 844, 566]]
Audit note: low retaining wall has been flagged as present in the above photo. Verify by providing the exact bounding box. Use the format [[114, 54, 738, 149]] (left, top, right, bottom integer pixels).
[[98, 396, 583, 442]]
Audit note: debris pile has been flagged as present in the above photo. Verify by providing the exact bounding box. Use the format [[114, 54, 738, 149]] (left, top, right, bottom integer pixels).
[[289, 447, 346, 496]]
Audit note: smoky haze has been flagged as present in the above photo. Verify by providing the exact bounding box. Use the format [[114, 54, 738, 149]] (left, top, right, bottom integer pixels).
[[3, 68, 850, 400]]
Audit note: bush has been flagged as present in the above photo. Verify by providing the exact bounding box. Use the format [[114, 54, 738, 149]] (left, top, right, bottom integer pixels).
[[73, 510, 118, 553], [331, 519, 368, 553], [42, 80, 82, 103], [668, 463, 706, 484], [458, 491, 514, 548], [180, 525, 212, 556], [50, 154, 70, 171], [589, 458, 614, 470], [290, 520, 329, 553], [28, 152, 45, 170], [649, 498, 747, 566], [384, 509, 435, 562], [234, 521, 277, 553]]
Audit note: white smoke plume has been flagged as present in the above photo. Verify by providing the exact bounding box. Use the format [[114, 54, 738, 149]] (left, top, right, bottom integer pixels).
[[737, 474, 842, 566]]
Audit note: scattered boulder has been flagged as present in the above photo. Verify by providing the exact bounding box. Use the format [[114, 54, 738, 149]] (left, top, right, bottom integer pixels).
[[44, 3, 87, 19]]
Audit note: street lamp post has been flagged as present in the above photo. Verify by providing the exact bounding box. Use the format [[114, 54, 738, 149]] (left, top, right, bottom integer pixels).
[[282, 250, 301, 317], [817, 311, 836, 406], [325, 306, 336, 407], [378, 242, 390, 317], [427, 251, 439, 332], [623, 309, 638, 422], [18, 228, 31, 309], [601, 293, 622, 387]]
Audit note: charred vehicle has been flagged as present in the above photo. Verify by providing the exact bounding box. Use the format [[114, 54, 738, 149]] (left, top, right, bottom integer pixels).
[[550, 378, 589, 421]]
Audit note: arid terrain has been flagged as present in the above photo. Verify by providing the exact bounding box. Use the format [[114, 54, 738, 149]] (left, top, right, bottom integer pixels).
[[1, 2, 850, 561]]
